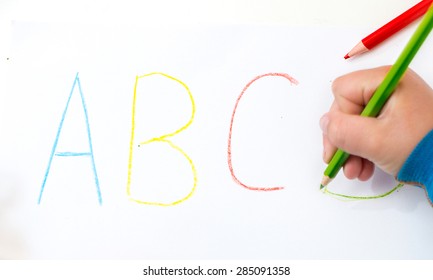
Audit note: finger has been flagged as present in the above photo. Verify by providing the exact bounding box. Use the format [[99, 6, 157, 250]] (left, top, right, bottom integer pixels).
[[321, 111, 382, 162], [358, 159, 375, 181], [343, 156, 362, 180], [322, 132, 336, 163], [322, 71, 376, 162], [322, 66, 390, 164], [321, 100, 344, 162], [342, 156, 375, 181], [332, 66, 391, 114]]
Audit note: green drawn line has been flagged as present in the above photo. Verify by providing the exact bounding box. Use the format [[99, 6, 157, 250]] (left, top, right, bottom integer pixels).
[[322, 183, 405, 201]]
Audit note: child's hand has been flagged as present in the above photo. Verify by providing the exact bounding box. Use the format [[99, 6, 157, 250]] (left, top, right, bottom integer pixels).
[[320, 66, 433, 180]]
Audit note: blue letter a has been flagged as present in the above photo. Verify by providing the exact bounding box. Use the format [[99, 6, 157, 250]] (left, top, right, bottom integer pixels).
[[38, 73, 102, 205]]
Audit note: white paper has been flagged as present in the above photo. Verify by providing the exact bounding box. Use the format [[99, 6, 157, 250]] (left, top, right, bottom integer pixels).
[[1, 22, 433, 259]]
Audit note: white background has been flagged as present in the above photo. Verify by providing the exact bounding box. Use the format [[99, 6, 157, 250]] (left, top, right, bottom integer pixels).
[[1, 0, 433, 261]]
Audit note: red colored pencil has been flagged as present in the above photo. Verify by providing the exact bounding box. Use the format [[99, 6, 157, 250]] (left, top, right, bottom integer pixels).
[[345, 0, 433, 59]]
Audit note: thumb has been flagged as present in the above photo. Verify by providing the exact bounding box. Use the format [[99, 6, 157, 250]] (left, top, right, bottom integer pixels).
[[321, 112, 382, 162]]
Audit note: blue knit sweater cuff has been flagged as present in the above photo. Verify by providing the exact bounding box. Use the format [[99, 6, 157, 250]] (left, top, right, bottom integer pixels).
[[397, 129, 433, 205]]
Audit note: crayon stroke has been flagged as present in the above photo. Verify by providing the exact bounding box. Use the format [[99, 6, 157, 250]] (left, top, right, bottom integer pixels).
[[127, 72, 197, 206], [38, 73, 102, 205], [322, 183, 404, 201], [228, 73, 299, 191]]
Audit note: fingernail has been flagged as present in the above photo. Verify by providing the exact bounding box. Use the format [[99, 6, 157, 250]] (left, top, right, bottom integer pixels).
[[320, 114, 329, 134]]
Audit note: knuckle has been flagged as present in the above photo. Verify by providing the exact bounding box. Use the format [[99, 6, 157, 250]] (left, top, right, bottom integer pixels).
[[331, 76, 344, 96]]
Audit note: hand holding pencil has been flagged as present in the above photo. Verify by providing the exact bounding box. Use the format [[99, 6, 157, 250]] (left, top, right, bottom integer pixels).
[[320, 67, 433, 181], [321, 1, 433, 195]]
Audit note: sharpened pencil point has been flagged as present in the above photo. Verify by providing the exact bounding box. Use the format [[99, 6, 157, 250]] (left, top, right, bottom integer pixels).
[[320, 176, 332, 189], [344, 53, 350, 60]]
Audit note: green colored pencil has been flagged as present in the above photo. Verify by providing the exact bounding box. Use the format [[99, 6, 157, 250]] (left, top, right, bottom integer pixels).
[[321, 3, 433, 189]]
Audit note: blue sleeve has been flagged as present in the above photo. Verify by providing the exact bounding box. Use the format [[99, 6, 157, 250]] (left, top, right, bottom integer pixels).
[[397, 129, 433, 205]]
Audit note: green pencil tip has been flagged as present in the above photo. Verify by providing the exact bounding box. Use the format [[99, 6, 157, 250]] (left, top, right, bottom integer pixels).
[[320, 184, 324, 190]]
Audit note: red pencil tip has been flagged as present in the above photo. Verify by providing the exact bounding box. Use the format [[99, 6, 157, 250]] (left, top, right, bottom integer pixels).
[[344, 53, 350, 60]]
